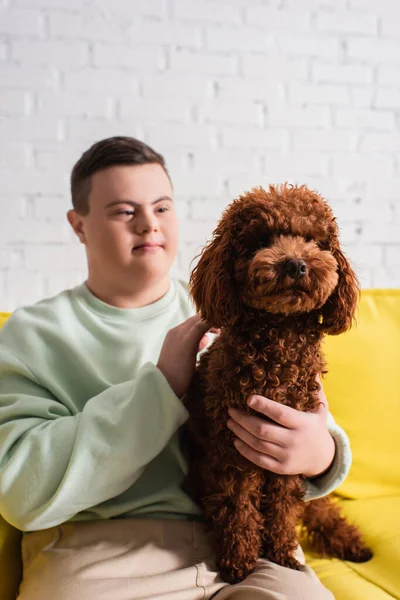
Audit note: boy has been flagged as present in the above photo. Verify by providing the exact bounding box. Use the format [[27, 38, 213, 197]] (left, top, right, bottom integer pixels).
[[0, 136, 349, 599]]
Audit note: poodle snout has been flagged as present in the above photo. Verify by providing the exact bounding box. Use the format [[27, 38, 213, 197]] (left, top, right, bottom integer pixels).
[[285, 259, 308, 280]]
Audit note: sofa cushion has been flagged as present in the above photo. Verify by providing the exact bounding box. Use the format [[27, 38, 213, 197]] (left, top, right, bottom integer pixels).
[[323, 290, 400, 500], [305, 496, 400, 600]]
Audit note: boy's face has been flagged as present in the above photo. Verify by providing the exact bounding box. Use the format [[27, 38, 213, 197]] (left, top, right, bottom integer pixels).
[[68, 163, 179, 291]]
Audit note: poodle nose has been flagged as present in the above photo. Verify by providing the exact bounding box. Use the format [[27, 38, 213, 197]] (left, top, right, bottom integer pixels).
[[285, 259, 307, 279]]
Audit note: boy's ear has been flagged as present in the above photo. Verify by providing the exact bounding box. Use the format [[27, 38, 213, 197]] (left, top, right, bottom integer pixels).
[[67, 210, 86, 244]]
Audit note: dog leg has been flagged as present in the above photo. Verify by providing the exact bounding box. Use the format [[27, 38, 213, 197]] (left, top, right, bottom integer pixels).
[[200, 459, 265, 584], [260, 474, 305, 569]]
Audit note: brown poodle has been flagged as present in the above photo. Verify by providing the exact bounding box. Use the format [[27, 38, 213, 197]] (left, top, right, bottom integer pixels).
[[182, 184, 372, 584]]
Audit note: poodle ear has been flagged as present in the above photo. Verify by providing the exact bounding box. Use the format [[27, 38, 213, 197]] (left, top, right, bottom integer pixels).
[[189, 228, 241, 328], [320, 246, 359, 335]]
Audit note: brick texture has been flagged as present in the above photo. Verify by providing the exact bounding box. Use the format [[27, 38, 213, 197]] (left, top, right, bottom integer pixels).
[[0, 0, 399, 308]]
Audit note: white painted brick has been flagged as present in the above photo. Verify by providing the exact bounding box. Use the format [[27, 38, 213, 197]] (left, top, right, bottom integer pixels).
[[348, 37, 400, 63], [0, 144, 31, 168], [292, 130, 358, 152], [191, 198, 232, 221], [33, 195, 71, 221], [119, 96, 192, 123], [0, 217, 70, 243], [350, 87, 374, 108], [95, 0, 166, 19], [35, 144, 87, 171], [44, 269, 86, 300], [285, 0, 346, 7], [49, 13, 122, 42], [65, 119, 142, 144], [0, 247, 25, 269], [180, 220, 215, 244], [93, 44, 164, 70], [14, 0, 84, 9], [220, 127, 289, 150], [336, 223, 361, 245], [316, 10, 378, 34], [346, 244, 383, 268], [333, 197, 391, 222], [173, 0, 241, 24], [4, 269, 45, 309], [0, 41, 6, 61], [37, 92, 112, 118], [0, 118, 60, 141], [0, 196, 27, 219], [362, 222, 400, 243], [64, 69, 138, 94], [349, 0, 399, 9], [332, 154, 393, 177], [174, 171, 223, 197], [12, 40, 89, 67], [141, 73, 213, 101], [241, 55, 309, 81], [144, 123, 217, 150], [367, 177, 400, 200], [169, 49, 237, 75], [359, 133, 400, 152], [312, 63, 373, 85], [378, 65, 400, 87], [289, 82, 350, 106], [192, 149, 260, 174], [0, 90, 30, 115], [385, 246, 400, 267], [0, 8, 43, 36], [205, 26, 275, 53], [226, 173, 280, 197], [217, 78, 284, 105], [335, 108, 395, 131], [129, 22, 202, 48], [0, 65, 56, 89], [245, 7, 311, 30], [199, 99, 262, 126], [375, 89, 400, 109], [380, 12, 400, 37], [372, 266, 400, 289], [268, 105, 331, 128], [262, 152, 330, 178], [24, 243, 85, 270], [278, 34, 340, 59], [0, 170, 68, 195]]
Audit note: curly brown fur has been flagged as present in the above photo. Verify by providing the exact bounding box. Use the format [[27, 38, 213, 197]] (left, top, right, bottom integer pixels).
[[183, 184, 372, 584]]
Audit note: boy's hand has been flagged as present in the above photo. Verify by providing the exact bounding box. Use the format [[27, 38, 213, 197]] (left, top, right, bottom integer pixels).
[[226, 376, 335, 479], [157, 315, 218, 398]]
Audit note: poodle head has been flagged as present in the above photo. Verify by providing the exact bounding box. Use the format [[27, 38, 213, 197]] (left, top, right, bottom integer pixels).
[[190, 184, 359, 334]]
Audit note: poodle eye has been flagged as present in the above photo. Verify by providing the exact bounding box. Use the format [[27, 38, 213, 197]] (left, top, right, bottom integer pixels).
[[304, 236, 313, 243]]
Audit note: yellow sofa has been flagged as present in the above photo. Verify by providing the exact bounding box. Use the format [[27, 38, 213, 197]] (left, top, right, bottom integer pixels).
[[1, 291, 399, 599]]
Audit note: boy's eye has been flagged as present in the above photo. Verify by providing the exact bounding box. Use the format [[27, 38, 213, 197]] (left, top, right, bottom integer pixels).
[[157, 206, 169, 213], [116, 210, 134, 216]]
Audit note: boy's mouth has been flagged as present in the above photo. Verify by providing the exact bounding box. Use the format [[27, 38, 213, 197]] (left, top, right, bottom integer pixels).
[[132, 242, 163, 251]]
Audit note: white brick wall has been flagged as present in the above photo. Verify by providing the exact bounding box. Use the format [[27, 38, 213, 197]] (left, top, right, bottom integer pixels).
[[0, 0, 400, 310]]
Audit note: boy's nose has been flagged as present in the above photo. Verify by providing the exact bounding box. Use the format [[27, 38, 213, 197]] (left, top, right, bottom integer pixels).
[[134, 214, 159, 234]]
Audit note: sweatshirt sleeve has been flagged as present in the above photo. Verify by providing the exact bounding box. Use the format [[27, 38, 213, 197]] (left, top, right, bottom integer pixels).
[[0, 347, 188, 532], [303, 411, 352, 501]]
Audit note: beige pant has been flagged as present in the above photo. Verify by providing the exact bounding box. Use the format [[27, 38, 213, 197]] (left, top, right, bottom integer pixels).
[[17, 518, 334, 600]]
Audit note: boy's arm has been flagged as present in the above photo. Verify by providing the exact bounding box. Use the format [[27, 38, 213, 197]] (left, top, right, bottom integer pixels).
[[0, 314, 212, 532], [0, 349, 187, 532], [303, 412, 352, 501]]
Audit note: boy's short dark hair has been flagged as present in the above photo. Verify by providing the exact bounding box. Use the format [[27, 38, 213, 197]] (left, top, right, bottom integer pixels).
[[71, 136, 169, 215]]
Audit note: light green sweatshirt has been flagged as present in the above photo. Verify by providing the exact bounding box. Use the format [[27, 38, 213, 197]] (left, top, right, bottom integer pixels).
[[0, 280, 351, 532]]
